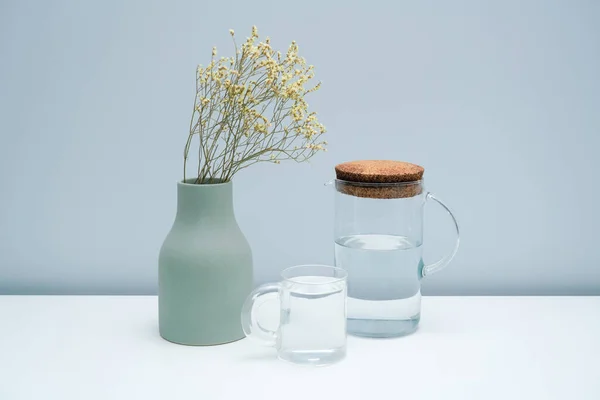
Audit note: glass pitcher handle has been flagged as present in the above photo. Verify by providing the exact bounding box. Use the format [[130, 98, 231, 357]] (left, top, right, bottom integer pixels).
[[421, 193, 460, 278], [240, 283, 281, 346]]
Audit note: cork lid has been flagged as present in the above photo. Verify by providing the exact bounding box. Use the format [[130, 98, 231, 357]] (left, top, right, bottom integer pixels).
[[334, 160, 424, 199]]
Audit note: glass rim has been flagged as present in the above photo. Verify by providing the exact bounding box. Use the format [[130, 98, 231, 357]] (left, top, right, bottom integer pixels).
[[335, 178, 423, 187], [280, 264, 347, 284]]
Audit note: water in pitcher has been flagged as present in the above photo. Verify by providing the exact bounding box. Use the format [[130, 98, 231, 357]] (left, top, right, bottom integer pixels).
[[278, 276, 346, 365], [335, 234, 423, 337]]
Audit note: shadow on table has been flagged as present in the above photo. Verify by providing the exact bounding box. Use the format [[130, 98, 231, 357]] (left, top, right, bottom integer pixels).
[[237, 350, 279, 363], [138, 318, 161, 341], [138, 319, 279, 361]]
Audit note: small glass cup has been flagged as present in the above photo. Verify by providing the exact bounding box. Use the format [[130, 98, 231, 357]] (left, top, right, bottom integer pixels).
[[241, 265, 347, 366]]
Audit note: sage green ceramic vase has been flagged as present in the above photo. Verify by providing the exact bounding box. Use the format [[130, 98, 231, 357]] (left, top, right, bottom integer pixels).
[[158, 180, 253, 345]]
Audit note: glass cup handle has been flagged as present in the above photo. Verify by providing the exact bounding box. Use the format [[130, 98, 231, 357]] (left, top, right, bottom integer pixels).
[[241, 283, 281, 346], [421, 193, 460, 278]]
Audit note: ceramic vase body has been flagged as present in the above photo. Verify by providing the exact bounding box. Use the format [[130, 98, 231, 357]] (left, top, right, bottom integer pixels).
[[159, 180, 253, 345]]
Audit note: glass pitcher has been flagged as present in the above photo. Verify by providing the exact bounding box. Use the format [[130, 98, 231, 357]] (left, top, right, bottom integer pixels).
[[331, 160, 459, 338]]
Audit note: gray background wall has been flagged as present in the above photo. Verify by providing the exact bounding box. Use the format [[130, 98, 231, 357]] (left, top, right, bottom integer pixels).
[[1, 0, 599, 295]]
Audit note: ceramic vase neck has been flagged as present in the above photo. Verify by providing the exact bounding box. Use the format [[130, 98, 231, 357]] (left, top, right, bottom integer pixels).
[[175, 180, 235, 223]]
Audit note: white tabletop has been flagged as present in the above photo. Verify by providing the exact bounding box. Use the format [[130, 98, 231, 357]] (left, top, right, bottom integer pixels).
[[1, 296, 599, 400]]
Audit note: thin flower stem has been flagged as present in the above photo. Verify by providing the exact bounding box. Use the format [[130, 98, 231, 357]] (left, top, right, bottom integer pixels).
[[185, 26, 326, 184]]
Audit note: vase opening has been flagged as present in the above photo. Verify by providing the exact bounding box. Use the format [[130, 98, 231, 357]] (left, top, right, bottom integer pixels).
[[181, 178, 230, 185]]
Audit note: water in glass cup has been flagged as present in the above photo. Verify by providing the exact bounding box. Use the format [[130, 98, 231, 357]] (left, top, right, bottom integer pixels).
[[278, 276, 346, 365], [335, 234, 422, 337], [241, 265, 347, 366]]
